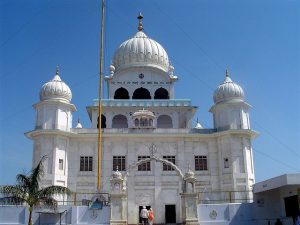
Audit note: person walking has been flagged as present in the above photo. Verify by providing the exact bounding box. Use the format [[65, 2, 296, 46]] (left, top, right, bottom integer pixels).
[[148, 208, 154, 225], [275, 218, 283, 225], [140, 206, 149, 225]]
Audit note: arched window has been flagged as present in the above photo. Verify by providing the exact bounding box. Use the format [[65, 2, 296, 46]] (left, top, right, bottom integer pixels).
[[154, 87, 169, 99], [140, 118, 149, 127], [135, 118, 139, 127], [112, 115, 128, 128], [231, 110, 241, 129], [157, 115, 173, 128], [132, 88, 151, 99], [97, 114, 106, 128], [114, 87, 129, 99], [140, 118, 145, 126]]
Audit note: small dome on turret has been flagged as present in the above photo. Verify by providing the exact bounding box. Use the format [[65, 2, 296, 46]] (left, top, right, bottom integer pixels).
[[213, 69, 244, 104], [194, 118, 203, 129], [112, 13, 172, 73], [75, 119, 82, 128], [40, 67, 72, 102], [184, 169, 195, 179], [112, 168, 122, 180]]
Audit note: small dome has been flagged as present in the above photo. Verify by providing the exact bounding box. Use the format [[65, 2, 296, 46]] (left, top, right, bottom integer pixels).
[[75, 119, 82, 128], [109, 64, 115, 71], [132, 109, 155, 119], [112, 14, 170, 73], [184, 169, 195, 179], [40, 68, 72, 102], [213, 70, 244, 104], [112, 169, 122, 180], [195, 119, 203, 129]]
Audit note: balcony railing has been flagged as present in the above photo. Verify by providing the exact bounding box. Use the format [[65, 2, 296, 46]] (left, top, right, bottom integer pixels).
[[92, 99, 193, 107], [71, 128, 216, 134]]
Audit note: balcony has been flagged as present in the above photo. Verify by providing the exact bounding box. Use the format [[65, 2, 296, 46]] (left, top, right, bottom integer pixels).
[[71, 128, 216, 135], [92, 99, 193, 107]]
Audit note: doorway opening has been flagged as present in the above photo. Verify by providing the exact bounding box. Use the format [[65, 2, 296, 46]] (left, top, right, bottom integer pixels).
[[284, 195, 299, 223], [165, 205, 176, 224], [139, 205, 151, 224]]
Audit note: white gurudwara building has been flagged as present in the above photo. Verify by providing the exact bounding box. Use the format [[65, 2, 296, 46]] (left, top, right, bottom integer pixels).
[[26, 14, 257, 225]]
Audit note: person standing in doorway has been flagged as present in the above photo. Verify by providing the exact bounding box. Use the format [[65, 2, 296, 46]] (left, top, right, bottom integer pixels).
[[148, 208, 154, 225], [140, 206, 149, 225]]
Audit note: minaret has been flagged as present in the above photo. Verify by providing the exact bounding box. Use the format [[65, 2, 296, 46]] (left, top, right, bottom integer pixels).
[[210, 69, 251, 131], [29, 67, 76, 188], [210, 70, 255, 197]]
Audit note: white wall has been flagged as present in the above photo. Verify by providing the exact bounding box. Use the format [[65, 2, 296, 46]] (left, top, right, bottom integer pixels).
[[0, 206, 110, 225]]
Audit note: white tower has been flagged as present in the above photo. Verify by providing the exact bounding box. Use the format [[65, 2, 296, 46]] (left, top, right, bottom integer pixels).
[[210, 69, 251, 131], [29, 67, 76, 188], [210, 69, 255, 197]]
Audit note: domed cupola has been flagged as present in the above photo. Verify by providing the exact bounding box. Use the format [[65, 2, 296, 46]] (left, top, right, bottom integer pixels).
[[210, 69, 251, 130], [40, 67, 72, 102], [213, 69, 244, 104], [112, 13, 171, 73], [132, 108, 156, 128]]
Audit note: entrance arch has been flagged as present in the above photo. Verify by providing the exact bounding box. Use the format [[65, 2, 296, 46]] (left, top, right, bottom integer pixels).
[[122, 152, 197, 225], [109, 145, 198, 225], [125, 155, 185, 225]]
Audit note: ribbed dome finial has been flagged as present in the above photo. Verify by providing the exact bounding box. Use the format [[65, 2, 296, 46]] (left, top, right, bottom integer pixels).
[[213, 71, 245, 104], [39, 68, 72, 102], [137, 12, 143, 31], [56, 66, 59, 75], [225, 68, 229, 77]]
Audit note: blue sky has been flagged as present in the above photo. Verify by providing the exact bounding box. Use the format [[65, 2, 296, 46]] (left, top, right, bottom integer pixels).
[[0, 0, 299, 184]]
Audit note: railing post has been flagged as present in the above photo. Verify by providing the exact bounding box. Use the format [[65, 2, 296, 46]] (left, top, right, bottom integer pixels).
[[229, 191, 232, 203]]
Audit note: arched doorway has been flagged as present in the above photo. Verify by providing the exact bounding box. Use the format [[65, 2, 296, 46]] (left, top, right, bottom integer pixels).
[[114, 87, 129, 99], [112, 114, 128, 128], [132, 88, 151, 99], [157, 115, 173, 128], [154, 87, 169, 99], [97, 114, 106, 128]]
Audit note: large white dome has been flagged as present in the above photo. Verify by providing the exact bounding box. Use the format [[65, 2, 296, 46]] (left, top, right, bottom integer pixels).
[[113, 30, 170, 73], [40, 69, 72, 102], [213, 70, 244, 104], [112, 13, 171, 73]]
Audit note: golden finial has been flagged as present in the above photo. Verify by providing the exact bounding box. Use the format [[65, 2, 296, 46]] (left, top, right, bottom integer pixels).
[[137, 12, 143, 31], [56, 66, 59, 75]]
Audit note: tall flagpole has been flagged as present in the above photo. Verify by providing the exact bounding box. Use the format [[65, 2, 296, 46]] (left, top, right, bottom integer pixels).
[[97, 0, 105, 191]]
